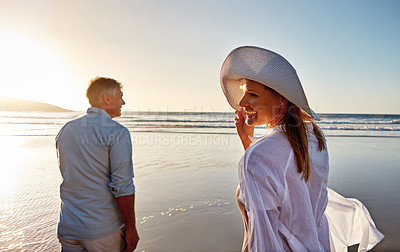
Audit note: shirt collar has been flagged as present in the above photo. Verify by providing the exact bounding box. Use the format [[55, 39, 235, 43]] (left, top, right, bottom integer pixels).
[[249, 126, 281, 146], [87, 107, 112, 120]]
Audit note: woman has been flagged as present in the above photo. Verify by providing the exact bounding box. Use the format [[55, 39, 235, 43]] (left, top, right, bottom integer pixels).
[[220, 46, 384, 251]]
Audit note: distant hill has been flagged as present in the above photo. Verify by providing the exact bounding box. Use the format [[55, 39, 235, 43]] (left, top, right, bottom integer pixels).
[[0, 96, 72, 112]]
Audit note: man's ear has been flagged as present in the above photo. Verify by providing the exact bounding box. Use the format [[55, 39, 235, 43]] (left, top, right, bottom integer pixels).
[[102, 93, 111, 105]]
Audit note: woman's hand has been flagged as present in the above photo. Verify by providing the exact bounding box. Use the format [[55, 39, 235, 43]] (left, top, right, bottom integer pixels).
[[235, 110, 254, 150]]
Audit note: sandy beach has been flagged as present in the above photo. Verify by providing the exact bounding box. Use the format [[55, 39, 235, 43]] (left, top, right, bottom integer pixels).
[[0, 132, 398, 251]]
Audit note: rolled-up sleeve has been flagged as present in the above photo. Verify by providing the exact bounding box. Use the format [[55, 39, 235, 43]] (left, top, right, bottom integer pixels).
[[109, 128, 135, 197]]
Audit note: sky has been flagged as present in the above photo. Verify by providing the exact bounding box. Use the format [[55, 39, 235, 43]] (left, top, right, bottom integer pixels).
[[0, 0, 399, 114]]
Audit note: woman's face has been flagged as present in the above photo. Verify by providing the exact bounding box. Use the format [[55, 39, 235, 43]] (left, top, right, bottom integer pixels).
[[238, 79, 284, 126]]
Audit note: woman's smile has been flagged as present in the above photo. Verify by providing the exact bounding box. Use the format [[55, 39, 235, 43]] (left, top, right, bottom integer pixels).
[[244, 110, 257, 119], [238, 79, 284, 127]]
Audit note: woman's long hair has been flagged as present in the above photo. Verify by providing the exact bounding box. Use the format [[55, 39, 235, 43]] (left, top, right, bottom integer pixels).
[[271, 100, 326, 182]]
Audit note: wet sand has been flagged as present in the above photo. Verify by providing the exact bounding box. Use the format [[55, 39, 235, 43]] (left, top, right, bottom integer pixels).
[[0, 133, 398, 251]]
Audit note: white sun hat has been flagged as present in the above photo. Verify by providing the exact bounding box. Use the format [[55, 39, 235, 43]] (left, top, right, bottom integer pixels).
[[220, 46, 320, 120]]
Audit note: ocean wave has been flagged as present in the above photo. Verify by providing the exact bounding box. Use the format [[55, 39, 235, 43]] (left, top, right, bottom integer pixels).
[[318, 120, 400, 125], [1, 121, 399, 131], [121, 123, 400, 131], [118, 119, 234, 123], [0, 111, 81, 119], [0, 121, 65, 125], [123, 123, 237, 129], [320, 126, 400, 131], [1, 112, 400, 137]]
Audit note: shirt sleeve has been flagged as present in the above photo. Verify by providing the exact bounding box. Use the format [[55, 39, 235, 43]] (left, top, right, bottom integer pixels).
[[241, 146, 284, 251], [109, 127, 135, 197]]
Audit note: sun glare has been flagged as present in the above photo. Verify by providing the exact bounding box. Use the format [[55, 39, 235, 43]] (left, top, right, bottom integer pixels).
[[0, 29, 75, 109], [0, 137, 24, 194]]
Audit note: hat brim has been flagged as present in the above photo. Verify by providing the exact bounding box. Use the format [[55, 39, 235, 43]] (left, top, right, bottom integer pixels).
[[220, 46, 320, 121]]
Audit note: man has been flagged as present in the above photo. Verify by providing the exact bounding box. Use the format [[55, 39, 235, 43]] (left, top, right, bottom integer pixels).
[[56, 77, 139, 251]]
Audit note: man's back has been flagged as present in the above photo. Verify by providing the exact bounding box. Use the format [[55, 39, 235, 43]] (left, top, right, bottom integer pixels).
[[56, 107, 134, 240]]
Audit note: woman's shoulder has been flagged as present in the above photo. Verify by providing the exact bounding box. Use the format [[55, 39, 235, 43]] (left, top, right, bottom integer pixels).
[[245, 130, 292, 168], [248, 130, 290, 153]]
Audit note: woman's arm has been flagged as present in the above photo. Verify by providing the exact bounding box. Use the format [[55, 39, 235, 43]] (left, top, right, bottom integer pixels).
[[236, 186, 249, 252], [241, 148, 284, 251], [234, 110, 254, 150]]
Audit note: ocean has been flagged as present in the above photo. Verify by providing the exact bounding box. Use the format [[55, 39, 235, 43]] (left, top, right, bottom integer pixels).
[[0, 111, 399, 251], [1, 111, 400, 137]]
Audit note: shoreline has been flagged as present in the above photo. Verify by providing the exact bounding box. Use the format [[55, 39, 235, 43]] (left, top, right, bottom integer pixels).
[[0, 133, 398, 251]]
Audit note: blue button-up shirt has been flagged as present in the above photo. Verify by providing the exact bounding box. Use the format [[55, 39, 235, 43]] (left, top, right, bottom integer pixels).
[[56, 107, 135, 240]]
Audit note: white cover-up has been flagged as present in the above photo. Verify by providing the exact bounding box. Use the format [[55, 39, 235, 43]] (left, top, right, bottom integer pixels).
[[237, 126, 384, 252]]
